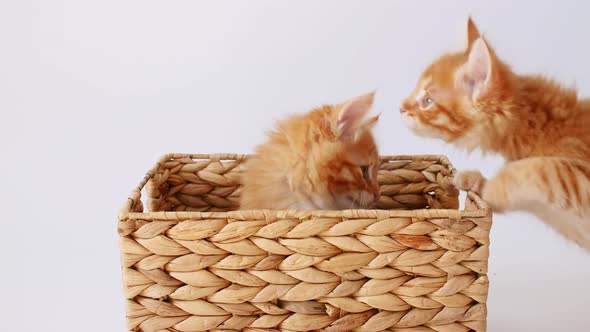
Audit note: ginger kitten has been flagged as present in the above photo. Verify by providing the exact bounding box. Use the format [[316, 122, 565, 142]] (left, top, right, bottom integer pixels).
[[240, 92, 380, 210], [401, 18, 590, 250]]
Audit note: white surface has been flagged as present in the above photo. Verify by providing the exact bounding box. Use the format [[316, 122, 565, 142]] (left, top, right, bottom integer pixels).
[[2, 1, 590, 331]]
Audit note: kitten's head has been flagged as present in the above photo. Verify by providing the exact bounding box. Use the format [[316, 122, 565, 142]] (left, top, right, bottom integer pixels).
[[299, 92, 381, 209], [400, 18, 512, 147]]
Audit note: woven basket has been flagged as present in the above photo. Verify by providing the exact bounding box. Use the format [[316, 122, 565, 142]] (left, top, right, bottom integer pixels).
[[118, 153, 492, 332]]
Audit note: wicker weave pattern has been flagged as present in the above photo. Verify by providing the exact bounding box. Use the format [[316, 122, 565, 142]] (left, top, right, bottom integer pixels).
[[119, 154, 491, 332]]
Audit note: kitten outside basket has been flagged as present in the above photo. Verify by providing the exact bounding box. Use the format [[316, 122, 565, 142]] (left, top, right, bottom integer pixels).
[[118, 153, 491, 332]]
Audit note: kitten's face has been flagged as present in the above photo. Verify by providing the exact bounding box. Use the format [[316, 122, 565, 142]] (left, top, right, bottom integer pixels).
[[400, 18, 504, 147], [400, 53, 479, 143], [303, 92, 381, 209], [316, 130, 380, 209]]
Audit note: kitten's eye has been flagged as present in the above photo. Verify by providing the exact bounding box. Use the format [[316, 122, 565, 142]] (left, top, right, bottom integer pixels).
[[421, 95, 434, 108], [360, 165, 370, 179]]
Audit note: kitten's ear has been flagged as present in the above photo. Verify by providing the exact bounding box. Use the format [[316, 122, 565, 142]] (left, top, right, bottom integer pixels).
[[334, 92, 375, 139], [466, 17, 481, 50], [362, 114, 380, 131], [458, 37, 498, 101]]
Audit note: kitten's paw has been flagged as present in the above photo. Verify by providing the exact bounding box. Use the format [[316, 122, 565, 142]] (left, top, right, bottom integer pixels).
[[453, 170, 487, 195]]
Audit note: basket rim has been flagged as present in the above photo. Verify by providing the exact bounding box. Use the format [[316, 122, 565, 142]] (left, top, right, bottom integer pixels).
[[118, 153, 491, 221]]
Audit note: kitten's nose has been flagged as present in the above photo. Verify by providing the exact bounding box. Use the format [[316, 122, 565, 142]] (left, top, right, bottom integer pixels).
[[399, 107, 407, 114]]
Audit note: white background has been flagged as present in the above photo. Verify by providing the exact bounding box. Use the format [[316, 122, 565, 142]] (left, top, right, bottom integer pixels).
[[2, 1, 590, 331]]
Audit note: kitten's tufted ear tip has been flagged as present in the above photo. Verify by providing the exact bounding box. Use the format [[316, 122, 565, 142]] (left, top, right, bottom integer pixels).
[[363, 114, 380, 131], [466, 16, 481, 50], [355, 90, 376, 106], [341, 91, 377, 113]]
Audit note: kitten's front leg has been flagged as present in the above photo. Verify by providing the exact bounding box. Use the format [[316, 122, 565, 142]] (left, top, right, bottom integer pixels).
[[453, 169, 511, 211], [476, 157, 590, 249], [468, 157, 590, 213], [454, 160, 543, 212]]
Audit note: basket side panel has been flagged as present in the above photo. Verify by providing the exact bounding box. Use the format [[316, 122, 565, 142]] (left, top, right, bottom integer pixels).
[[146, 157, 244, 212], [119, 211, 490, 332], [376, 157, 459, 210]]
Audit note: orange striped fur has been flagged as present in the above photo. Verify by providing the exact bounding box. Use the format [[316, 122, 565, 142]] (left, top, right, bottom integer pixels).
[[241, 92, 380, 210], [401, 18, 590, 249]]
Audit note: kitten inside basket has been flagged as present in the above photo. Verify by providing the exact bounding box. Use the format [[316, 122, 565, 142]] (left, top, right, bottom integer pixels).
[[240, 92, 381, 210]]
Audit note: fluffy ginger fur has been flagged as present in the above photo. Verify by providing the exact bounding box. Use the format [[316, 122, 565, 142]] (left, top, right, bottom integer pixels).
[[240, 92, 380, 210], [401, 18, 590, 250]]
